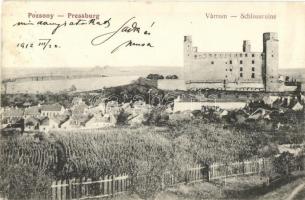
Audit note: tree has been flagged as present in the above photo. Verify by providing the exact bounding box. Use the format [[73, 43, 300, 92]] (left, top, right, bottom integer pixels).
[[273, 151, 295, 176], [70, 85, 77, 92], [146, 74, 164, 80], [165, 75, 178, 79]]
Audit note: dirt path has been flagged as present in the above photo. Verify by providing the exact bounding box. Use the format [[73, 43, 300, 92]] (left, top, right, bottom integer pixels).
[[286, 182, 305, 200]]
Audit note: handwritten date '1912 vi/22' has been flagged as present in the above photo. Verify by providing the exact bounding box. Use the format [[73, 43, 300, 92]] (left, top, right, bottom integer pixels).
[[16, 39, 60, 50]]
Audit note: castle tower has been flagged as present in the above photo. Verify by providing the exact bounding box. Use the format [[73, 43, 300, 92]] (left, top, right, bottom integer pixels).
[[184, 36, 193, 82], [263, 32, 279, 92], [243, 40, 251, 52]]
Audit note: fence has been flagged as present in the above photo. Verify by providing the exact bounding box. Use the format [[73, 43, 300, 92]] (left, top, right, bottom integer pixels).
[[209, 159, 269, 180], [51, 174, 131, 200], [48, 159, 269, 200]]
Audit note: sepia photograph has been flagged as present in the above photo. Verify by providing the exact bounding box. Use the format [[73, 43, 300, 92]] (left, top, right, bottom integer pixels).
[[1, 1, 305, 200]]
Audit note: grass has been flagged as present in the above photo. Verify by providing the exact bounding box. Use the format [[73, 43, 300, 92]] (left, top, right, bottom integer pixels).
[[294, 186, 305, 200], [254, 172, 305, 200], [108, 172, 305, 200]]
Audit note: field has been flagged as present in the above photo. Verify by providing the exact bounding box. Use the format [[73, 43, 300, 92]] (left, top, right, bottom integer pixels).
[[4, 76, 139, 94]]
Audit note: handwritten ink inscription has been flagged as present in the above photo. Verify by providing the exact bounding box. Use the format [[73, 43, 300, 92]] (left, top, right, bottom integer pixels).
[[17, 39, 60, 50], [91, 17, 154, 53], [12, 14, 155, 53]]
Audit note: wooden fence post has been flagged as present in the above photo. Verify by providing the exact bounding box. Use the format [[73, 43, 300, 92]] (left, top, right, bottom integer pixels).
[[242, 161, 245, 175], [76, 178, 81, 199], [51, 181, 56, 200], [111, 175, 114, 197], [62, 180, 66, 200], [57, 180, 62, 200], [161, 174, 165, 190], [69, 178, 73, 200]]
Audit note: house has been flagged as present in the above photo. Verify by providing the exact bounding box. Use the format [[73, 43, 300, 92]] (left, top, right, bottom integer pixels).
[[40, 103, 65, 117], [86, 103, 106, 115], [24, 116, 40, 131], [220, 110, 228, 117], [132, 101, 151, 115], [71, 102, 89, 116], [1, 107, 24, 128], [39, 115, 69, 132], [263, 96, 279, 106], [248, 108, 272, 120], [24, 106, 41, 118], [106, 101, 120, 113], [39, 117, 51, 132], [2, 107, 24, 119], [72, 97, 83, 105], [232, 109, 249, 124], [127, 113, 145, 126], [1, 117, 24, 131], [23, 102, 32, 107], [85, 113, 116, 128], [61, 114, 92, 129], [292, 102, 304, 111]]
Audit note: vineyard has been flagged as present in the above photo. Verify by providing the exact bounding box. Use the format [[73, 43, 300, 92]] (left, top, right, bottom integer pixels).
[[0, 122, 261, 199], [0, 127, 184, 180], [0, 122, 255, 179], [52, 128, 176, 178], [0, 136, 59, 173]]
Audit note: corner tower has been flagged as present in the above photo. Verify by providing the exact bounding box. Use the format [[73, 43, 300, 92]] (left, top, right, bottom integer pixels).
[[263, 32, 279, 92], [243, 40, 251, 52], [184, 36, 193, 82]]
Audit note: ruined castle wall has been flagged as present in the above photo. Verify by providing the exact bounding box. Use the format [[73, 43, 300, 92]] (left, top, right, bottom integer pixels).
[[188, 52, 264, 83]]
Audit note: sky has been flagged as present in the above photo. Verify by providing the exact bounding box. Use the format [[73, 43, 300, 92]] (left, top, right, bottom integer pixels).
[[1, 1, 305, 69]]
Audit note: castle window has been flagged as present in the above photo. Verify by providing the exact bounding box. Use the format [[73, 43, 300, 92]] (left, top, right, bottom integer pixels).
[[245, 54, 248, 57], [252, 54, 255, 57], [194, 55, 197, 59], [251, 73, 255, 78], [240, 67, 243, 71], [240, 60, 243, 64], [271, 55, 274, 57], [230, 69, 232, 72], [252, 60, 255, 64], [211, 61, 214, 64], [240, 73, 243, 78], [252, 67, 255, 71], [229, 60, 232, 64]]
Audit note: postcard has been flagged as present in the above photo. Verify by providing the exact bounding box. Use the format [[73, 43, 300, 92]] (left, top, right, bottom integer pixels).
[[1, 1, 305, 200]]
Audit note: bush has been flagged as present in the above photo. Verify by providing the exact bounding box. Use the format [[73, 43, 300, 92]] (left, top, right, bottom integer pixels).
[[0, 164, 52, 200], [273, 151, 295, 176], [165, 75, 178, 79], [146, 74, 164, 80]]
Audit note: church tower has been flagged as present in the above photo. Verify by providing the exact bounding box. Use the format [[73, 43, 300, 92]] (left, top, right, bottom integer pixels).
[[263, 32, 279, 92]]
